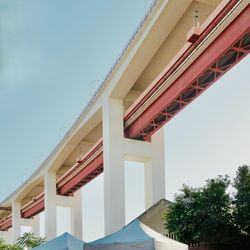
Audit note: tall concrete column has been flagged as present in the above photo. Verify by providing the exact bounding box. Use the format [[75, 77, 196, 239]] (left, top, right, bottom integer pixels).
[[103, 97, 125, 235], [144, 128, 166, 209], [0, 231, 4, 241], [71, 189, 83, 239], [144, 160, 153, 209], [44, 172, 57, 240], [7, 229, 13, 243], [12, 201, 21, 243], [0, 230, 11, 244], [32, 215, 40, 237]]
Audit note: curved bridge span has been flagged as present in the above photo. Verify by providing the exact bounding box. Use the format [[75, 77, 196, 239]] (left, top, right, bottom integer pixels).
[[1, 0, 249, 242]]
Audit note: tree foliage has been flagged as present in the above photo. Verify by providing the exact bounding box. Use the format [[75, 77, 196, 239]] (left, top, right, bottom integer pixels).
[[0, 232, 45, 250], [233, 165, 250, 235], [164, 175, 232, 244], [16, 232, 46, 249], [0, 239, 22, 250], [164, 165, 250, 248]]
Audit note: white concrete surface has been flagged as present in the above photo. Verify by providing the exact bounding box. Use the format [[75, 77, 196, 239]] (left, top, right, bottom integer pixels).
[[144, 128, 166, 209], [71, 189, 83, 239], [32, 215, 40, 237], [103, 98, 125, 235], [11, 201, 21, 243], [44, 172, 57, 240], [0, 229, 11, 244]]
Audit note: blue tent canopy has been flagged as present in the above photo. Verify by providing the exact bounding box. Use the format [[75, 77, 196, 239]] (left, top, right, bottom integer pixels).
[[32, 232, 85, 250], [89, 219, 152, 245], [85, 220, 154, 250]]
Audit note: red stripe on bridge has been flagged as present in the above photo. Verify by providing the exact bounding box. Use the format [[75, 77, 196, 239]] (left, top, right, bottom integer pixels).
[[57, 3, 250, 197], [18, 152, 103, 218], [21, 194, 44, 219], [125, 5, 250, 140], [57, 153, 103, 195], [0, 216, 12, 231]]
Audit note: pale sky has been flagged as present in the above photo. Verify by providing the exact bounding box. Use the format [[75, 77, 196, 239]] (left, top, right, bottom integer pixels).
[[0, 0, 249, 242]]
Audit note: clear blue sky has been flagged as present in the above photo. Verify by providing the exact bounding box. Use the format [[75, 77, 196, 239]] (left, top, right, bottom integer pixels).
[[0, 0, 249, 242]]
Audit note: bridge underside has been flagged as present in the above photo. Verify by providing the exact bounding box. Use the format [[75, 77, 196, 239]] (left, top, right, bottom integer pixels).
[[0, 0, 249, 238], [125, 13, 250, 140]]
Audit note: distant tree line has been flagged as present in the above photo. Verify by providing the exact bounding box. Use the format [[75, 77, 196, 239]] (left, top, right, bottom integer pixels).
[[163, 165, 250, 250]]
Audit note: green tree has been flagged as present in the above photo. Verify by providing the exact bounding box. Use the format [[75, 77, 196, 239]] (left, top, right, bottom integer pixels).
[[0, 233, 45, 250], [164, 175, 233, 245], [233, 165, 250, 235], [16, 232, 46, 249], [0, 238, 22, 250]]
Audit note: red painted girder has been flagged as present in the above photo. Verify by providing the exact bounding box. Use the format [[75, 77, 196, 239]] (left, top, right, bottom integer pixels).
[[57, 140, 103, 189], [0, 216, 12, 231], [21, 194, 44, 219], [124, 0, 240, 122], [125, 5, 250, 140], [57, 153, 103, 195], [8, 142, 104, 220]]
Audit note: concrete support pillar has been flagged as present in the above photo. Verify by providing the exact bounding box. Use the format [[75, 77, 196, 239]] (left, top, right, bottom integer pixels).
[[0, 231, 4, 240], [71, 189, 83, 239], [44, 172, 57, 240], [56, 192, 83, 239], [2, 228, 13, 244], [103, 98, 125, 235], [12, 201, 21, 243], [144, 128, 166, 209], [7, 229, 13, 243], [0, 230, 11, 243], [144, 161, 153, 210], [32, 215, 40, 237]]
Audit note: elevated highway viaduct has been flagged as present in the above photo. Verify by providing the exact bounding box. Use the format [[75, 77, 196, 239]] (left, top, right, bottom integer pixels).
[[0, 0, 249, 243]]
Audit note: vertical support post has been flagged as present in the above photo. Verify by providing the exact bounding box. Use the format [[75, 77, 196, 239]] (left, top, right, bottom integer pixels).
[[144, 128, 166, 209], [7, 229, 13, 243], [103, 98, 125, 235], [144, 160, 153, 209], [0, 231, 3, 240], [44, 172, 57, 240], [32, 215, 40, 237], [71, 189, 83, 239], [12, 201, 21, 243], [0, 230, 11, 244]]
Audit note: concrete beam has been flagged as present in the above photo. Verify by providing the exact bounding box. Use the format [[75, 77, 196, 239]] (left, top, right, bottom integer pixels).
[[124, 138, 152, 163], [0, 207, 11, 211], [56, 195, 74, 208]]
